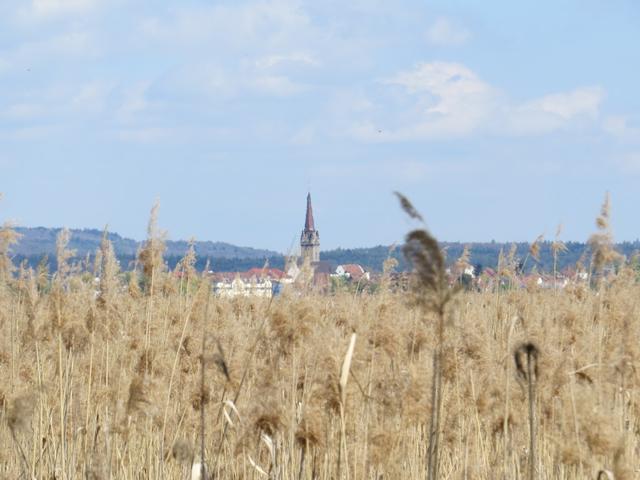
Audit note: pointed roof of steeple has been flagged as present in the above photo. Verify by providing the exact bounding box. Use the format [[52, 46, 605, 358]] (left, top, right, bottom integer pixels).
[[304, 193, 315, 231]]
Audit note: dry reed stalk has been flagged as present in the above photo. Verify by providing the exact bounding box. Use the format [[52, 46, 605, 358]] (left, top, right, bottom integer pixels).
[[83, 329, 95, 469], [6, 393, 34, 478], [337, 333, 356, 479], [138, 201, 166, 375], [503, 315, 519, 476], [588, 193, 622, 289], [160, 279, 205, 462], [0, 219, 20, 285], [198, 289, 211, 480], [213, 295, 275, 473], [396, 192, 457, 480], [515, 342, 539, 480], [597, 470, 615, 479], [96, 226, 119, 310], [58, 331, 67, 479], [521, 234, 544, 274], [552, 224, 568, 291]]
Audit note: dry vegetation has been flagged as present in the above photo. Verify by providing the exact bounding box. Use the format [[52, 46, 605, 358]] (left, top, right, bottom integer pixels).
[[1, 196, 639, 479]]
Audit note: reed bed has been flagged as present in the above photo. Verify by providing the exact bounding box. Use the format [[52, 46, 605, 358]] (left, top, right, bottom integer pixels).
[[1, 201, 639, 479]]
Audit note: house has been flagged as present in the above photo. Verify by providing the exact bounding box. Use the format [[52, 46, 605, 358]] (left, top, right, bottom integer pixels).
[[333, 264, 370, 282], [213, 274, 273, 298], [211, 268, 293, 298]]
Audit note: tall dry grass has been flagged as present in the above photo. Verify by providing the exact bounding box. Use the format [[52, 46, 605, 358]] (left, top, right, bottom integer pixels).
[[0, 197, 638, 479]]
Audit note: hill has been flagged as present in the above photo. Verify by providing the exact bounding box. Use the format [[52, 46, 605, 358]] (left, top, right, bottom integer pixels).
[[8, 227, 640, 273], [12, 227, 280, 271]]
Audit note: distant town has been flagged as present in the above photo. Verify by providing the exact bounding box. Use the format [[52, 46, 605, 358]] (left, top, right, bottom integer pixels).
[[7, 193, 640, 298]]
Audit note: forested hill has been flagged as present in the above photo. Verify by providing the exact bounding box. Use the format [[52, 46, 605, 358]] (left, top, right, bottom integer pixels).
[[8, 227, 640, 273], [12, 227, 278, 260], [322, 240, 640, 273]]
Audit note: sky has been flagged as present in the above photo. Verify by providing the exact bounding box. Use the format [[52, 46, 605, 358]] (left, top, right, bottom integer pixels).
[[1, 0, 639, 252]]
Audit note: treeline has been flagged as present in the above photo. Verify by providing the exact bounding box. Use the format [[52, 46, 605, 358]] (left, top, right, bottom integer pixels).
[[319, 240, 640, 273], [13, 239, 640, 274], [13, 254, 287, 275], [13, 227, 278, 259]]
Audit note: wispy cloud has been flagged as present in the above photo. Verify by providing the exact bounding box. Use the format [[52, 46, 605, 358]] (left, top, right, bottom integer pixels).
[[603, 115, 640, 142], [32, 0, 98, 16], [70, 81, 113, 113], [425, 17, 470, 46], [157, 61, 309, 101], [615, 152, 640, 174], [0, 29, 100, 73], [255, 52, 319, 69], [13, 0, 104, 22], [521, 87, 603, 119], [250, 74, 307, 95], [508, 87, 605, 135], [311, 158, 476, 184], [351, 61, 606, 141], [139, 1, 314, 52]]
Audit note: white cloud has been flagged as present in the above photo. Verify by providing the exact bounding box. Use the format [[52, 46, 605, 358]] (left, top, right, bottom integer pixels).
[[2, 102, 45, 120], [508, 87, 605, 135], [425, 17, 470, 46], [116, 82, 152, 122], [255, 53, 319, 69], [329, 90, 373, 115], [114, 127, 179, 143], [70, 81, 112, 113], [112, 125, 236, 144], [250, 75, 306, 96], [616, 152, 640, 174], [15, 0, 102, 21], [603, 115, 640, 141], [33, 0, 96, 15], [290, 125, 315, 144], [7, 30, 100, 65], [352, 61, 606, 141], [0, 125, 64, 141], [159, 60, 308, 101], [388, 61, 489, 100], [311, 158, 475, 184], [139, 1, 313, 51], [353, 62, 498, 140], [0, 79, 113, 125], [518, 87, 604, 120]]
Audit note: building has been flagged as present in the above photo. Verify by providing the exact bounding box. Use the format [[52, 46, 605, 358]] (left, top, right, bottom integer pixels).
[[212, 193, 328, 296], [211, 268, 293, 298], [213, 275, 273, 298], [300, 193, 320, 263], [333, 264, 370, 282]]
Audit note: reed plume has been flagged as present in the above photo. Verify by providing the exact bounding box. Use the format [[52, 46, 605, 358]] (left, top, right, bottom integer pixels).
[[396, 192, 458, 480], [138, 200, 166, 295], [96, 226, 119, 309], [588, 193, 622, 287], [0, 220, 20, 286]]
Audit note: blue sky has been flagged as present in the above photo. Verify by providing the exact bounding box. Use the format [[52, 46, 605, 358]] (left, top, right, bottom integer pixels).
[[1, 0, 639, 252]]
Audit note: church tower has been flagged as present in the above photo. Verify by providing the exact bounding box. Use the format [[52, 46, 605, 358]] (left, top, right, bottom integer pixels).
[[300, 193, 320, 263]]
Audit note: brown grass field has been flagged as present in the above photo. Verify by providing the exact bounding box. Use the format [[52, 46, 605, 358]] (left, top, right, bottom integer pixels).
[[1, 197, 639, 479]]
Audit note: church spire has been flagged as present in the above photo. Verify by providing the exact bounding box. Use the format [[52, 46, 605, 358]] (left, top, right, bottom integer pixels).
[[300, 193, 320, 263], [304, 192, 315, 231]]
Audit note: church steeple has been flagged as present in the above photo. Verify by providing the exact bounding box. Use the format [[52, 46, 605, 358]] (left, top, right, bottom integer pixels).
[[304, 193, 315, 231], [300, 193, 320, 263]]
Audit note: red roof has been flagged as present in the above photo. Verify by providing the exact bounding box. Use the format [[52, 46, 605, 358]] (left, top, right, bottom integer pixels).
[[211, 268, 288, 283], [340, 264, 367, 280], [244, 268, 287, 280]]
